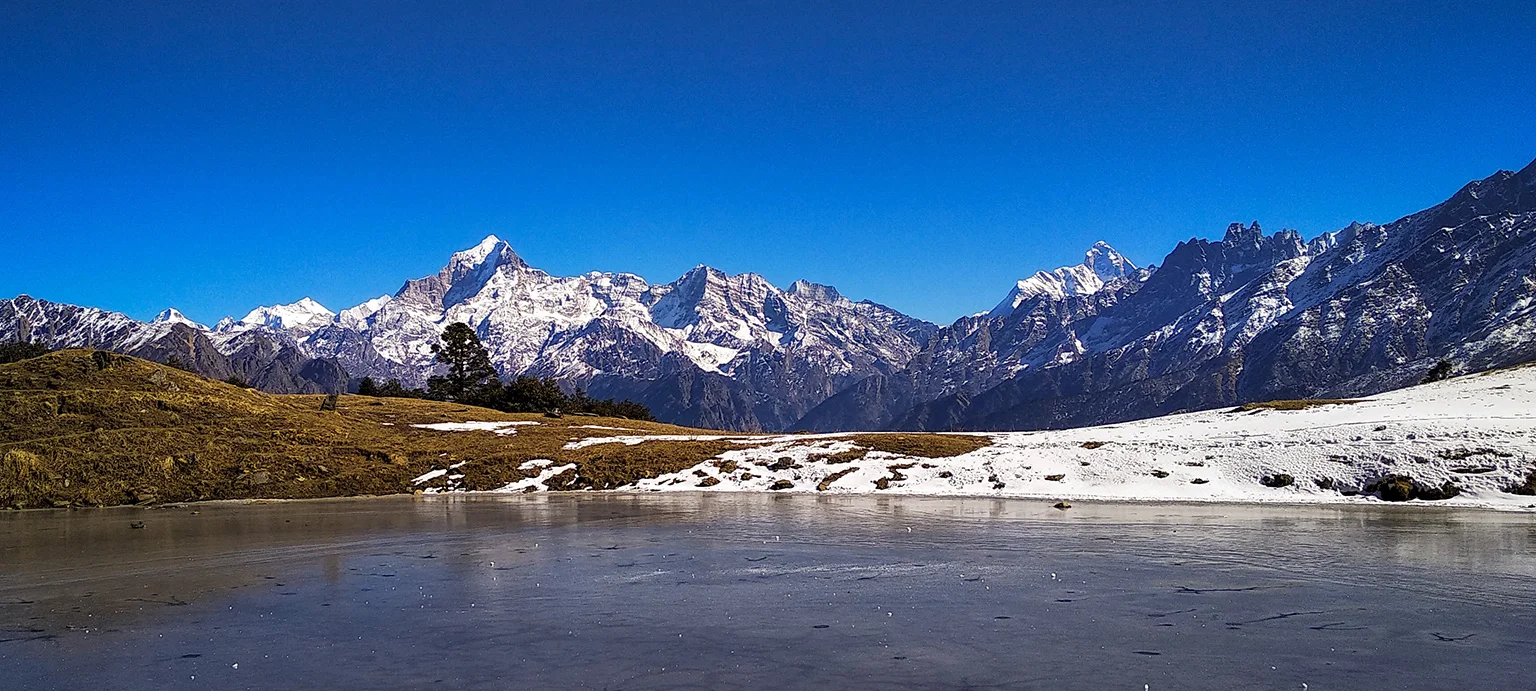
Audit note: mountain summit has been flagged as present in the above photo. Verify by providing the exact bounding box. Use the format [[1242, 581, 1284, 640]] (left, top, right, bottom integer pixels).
[[988, 242, 1138, 316]]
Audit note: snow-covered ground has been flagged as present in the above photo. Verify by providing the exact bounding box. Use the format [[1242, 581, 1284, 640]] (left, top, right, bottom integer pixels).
[[625, 366, 1536, 510], [439, 365, 1536, 510]]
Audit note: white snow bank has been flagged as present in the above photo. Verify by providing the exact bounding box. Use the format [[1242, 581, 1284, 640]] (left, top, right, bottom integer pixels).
[[620, 366, 1536, 511], [411, 468, 448, 485], [411, 421, 540, 436]]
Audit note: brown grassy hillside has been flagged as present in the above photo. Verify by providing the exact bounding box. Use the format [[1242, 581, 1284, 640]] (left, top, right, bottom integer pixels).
[[0, 350, 991, 509], [0, 350, 729, 508]]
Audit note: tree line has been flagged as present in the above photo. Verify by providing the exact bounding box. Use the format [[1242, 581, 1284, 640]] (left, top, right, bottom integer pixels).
[[354, 322, 654, 421]]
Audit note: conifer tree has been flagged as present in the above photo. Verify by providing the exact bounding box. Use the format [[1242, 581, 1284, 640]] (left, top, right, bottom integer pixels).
[[426, 322, 502, 405]]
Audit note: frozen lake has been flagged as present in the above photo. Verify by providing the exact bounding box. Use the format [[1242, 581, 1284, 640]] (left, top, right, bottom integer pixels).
[[3, 494, 1535, 689]]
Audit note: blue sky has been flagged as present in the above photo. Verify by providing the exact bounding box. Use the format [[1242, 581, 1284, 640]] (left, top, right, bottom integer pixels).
[[3, 1, 1533, 324]]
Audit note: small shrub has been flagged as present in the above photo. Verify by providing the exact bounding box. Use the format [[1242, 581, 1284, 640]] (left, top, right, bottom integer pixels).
[[1421, 358, 1456, 384]]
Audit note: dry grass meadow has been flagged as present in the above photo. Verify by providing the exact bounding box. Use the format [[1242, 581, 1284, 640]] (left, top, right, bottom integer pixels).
[[0, 350, 990, 508]]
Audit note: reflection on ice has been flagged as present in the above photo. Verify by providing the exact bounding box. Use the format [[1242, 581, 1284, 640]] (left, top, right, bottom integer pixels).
[[2, 494, 1533, 690]]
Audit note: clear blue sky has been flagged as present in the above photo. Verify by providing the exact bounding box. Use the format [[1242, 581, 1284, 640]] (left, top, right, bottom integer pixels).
[[3, 1, 1533, 325]]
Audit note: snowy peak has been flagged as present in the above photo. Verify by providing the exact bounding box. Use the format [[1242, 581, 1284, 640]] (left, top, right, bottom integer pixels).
[[151, 308, 204, 329], [446, 235, 525, 277], [230, 297, 335, 333], [989, 242, 1139, 317], [647, 265, 763, 333], [438, 235, 530, 307], [337, 294, 392, 329], [1083, 241, 1135, 282]]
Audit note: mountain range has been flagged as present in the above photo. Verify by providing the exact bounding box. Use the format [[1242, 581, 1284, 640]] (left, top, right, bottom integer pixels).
[[5, 158, 1534, 431]]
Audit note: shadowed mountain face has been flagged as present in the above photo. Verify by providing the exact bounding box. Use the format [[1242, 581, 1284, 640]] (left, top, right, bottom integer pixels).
[[4, 159, 1534, 430], [801, 158, 1536, 431]]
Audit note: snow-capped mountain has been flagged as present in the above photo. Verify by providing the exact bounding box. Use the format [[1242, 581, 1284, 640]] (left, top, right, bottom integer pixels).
[[987, 241, 1138, 316], [305, 237, 937, 429], [151, 308, 205, 330], [2, 236, 938, 429], [5, 157, 1535, 432], [223, 297, 336, 335], [800, 158, 1536, 432]]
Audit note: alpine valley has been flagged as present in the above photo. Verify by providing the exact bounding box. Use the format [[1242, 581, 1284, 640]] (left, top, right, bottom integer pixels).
[[5, 159, 1535, 432]]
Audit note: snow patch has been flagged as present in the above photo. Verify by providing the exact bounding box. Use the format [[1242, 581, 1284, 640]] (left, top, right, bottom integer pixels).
[[494, 463, 577, 493], [412, 421, 540, 436]]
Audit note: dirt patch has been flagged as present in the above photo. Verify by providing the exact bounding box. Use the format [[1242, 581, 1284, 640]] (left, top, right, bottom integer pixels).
[[1365, 474, 1462, 501], [817, 467, 859, 491], [809, 449, 868, 464], [838, 433, 991, 458], [1234, 399, 1366, 412]]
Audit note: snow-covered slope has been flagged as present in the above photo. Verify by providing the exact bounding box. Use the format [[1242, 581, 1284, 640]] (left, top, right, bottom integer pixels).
[[516, 364, 1536, 511]]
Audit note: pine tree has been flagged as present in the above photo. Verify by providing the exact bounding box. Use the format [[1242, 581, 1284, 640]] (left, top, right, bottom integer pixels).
[[501, 375, 567, 413], [357, 376, 380, 396], [426, 322, 502, 405]]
